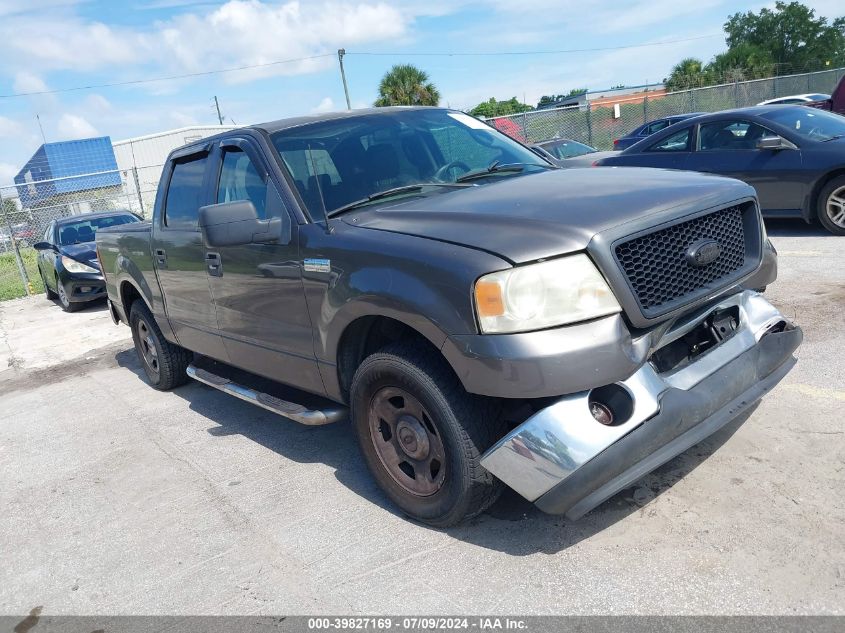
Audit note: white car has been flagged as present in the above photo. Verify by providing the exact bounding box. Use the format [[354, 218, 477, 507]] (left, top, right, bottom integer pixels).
[[757, 93, 830, 106]]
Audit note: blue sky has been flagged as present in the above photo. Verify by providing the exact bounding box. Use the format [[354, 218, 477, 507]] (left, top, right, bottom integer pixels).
[[0, 0, 841, 180]]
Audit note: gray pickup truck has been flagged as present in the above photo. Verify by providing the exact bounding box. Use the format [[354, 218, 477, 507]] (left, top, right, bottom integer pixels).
[[97, 107, 801, 527]]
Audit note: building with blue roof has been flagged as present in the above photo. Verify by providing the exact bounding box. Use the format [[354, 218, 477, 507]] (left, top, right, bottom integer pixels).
[[14, 137, 121, 209]]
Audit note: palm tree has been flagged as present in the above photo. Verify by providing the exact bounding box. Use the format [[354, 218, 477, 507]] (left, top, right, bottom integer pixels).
[[374, 65, 441, 107], [664, 58, 707, 91]]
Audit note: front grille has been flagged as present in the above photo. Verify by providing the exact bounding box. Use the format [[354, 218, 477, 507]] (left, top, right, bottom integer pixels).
[[614, 205, 751, 317]]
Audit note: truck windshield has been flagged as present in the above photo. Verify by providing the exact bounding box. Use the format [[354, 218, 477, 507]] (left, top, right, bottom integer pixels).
[[759, 107, 845, 142], [269, 109, 550, 216]]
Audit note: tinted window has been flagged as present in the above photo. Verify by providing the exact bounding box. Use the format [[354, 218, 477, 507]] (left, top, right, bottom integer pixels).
[[217, 149, 267, 218], [165, 154, 208, 229], [759, 107, 845, 142], [271, 109, 547, 215], [645, 120, 670, 135], [57, 215, 139, 246], [546, 140, 595, 159], [699, 120, 774, 151], [648, 128, 692, 152]]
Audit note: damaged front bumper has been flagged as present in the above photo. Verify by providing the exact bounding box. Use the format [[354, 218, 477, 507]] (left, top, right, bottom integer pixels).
[[480, 291, 802, 519]]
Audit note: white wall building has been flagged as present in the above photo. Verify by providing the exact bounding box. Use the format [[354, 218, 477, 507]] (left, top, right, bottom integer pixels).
[[112, 125, 237, 213]]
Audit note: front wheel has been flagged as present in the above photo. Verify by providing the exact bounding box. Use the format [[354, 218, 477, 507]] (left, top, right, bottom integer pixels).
[[56, 276, 82, 312], [350, 341, 504, 527], [817, 176, 845, 235], [129, 300, 191, 390]]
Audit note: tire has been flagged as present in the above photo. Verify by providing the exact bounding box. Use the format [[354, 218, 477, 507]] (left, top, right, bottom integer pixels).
[[817, 175, 845, 236], [42, 270, 58, 300], [129, 299, 191, 390], [56, 275, 82, 312], [350, 341, 505, 527]]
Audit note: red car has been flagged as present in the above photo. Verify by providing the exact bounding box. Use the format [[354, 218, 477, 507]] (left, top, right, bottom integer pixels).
[[807, 74, 845, 115]]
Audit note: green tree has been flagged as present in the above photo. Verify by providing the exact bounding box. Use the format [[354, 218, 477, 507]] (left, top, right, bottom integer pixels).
[[374, 64, 440, 107], [664, 58, 708, 91], [724, 1, 845, 73], [469, 97, 533, 118], [705, 43, 775, 83], [535, 89, 587, 109]]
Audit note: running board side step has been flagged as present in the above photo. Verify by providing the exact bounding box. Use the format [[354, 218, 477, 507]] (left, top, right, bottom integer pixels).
[[186, 364, 347, 426]]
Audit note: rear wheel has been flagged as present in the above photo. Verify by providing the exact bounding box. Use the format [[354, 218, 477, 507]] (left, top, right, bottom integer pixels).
[[56, 276, 82, 312], [129, 300, 191, 390], [817, 176, 845, 235], [350, 341, 504, 527]]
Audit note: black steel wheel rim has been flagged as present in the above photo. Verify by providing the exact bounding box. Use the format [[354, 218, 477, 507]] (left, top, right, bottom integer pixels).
[[368, 386, 447, 497], [136, 319, 160, 377]]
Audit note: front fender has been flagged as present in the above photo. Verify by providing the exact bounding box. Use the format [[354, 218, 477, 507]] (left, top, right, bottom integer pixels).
[[298, 223, 511, 400]]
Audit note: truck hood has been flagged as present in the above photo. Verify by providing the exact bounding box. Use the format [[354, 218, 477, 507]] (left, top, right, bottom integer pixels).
[[343, 167, 755, 264]]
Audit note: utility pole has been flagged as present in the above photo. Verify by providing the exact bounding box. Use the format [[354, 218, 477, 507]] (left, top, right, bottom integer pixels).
[[213, 96, 224, 125], [35, 114, 47, 144], [338, 49, 351, 110]]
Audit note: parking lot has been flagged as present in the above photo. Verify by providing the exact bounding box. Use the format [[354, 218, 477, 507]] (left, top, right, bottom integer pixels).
[[0, 220, 842, 616]]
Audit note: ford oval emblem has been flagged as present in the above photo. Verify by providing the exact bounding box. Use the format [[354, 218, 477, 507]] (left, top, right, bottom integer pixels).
[[686, 239, 722, 267]]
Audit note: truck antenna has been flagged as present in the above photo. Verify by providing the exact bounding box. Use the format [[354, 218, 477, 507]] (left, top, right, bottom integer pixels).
[[307, 144, 333, 234]]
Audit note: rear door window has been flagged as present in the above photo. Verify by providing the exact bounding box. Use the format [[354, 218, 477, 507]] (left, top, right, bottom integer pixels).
[[164, 154, 208, 229], [648, 128, 692, 152]]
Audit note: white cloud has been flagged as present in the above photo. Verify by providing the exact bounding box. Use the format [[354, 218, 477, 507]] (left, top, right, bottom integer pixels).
[[85, 94, 112, 113], [12, 71, 49, 95], [0, 1, 408, 83], [0, 162, 19, 183], [0, 115, 22, 138], [56, 114, 99, 139], [312, 97, 335, 113]]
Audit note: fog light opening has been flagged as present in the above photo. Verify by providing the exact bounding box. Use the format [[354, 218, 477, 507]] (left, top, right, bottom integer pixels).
[[588, 384, 634, 427]]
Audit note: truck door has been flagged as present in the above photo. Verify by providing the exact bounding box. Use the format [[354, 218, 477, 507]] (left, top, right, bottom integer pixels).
[[151, 147, 229, 361], [205, 137, 324, 395]]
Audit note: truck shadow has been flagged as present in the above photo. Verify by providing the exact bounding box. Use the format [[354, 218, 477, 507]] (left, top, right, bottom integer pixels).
[[115, 347, 758, 555]]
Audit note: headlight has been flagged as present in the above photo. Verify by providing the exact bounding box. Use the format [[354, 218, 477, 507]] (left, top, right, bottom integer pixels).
[[474, 254, 621, 334], [61, 255, 99, 274]]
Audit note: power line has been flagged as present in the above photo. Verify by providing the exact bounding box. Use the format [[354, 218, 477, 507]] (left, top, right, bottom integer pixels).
[[0, 34, 724, 100], [349, 33, 723, 57], [0, 53, 336, 98]]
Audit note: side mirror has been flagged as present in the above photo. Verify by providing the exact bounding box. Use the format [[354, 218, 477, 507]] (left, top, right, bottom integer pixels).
[[198, 200, 282, 248], [756, 136, 796, 151], [33, 241, 56, 251]]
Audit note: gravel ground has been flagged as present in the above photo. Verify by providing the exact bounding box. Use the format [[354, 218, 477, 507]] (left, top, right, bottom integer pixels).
[[0, 220, 842, 615]]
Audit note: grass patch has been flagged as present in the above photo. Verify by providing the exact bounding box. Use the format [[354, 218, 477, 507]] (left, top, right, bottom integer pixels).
[[0, 248, 46, 302]]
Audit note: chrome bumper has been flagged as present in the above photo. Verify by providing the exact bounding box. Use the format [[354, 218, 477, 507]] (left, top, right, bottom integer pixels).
[[480, 291, 800, 510]]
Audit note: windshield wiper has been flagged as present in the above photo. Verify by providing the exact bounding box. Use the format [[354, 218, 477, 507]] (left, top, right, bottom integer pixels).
[[327, 183, 472, 217], [455, 161, 554, 183]]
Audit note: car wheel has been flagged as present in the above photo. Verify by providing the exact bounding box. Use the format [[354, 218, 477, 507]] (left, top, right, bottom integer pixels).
[[817, 176, 845, 236], [350, 341, 504, 527], [56, 276, 82, 312], [42, 270, 58, 300], [129, 299, 191, 390]]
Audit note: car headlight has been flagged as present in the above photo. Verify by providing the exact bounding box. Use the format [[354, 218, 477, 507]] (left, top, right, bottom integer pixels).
[[474, 254, 621, 334], [61, 255, 99, 274]]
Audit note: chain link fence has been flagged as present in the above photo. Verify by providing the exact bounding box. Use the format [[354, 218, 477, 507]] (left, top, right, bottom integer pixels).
[[0, 167, 161, 302], [487, 67, 845, 148]]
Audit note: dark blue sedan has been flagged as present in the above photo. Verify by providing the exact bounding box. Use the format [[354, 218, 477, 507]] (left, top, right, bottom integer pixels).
[[613, 112, 706, 150], [34, 211, 141, 312], [596, 105, 845, 235]]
